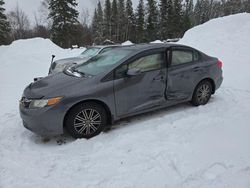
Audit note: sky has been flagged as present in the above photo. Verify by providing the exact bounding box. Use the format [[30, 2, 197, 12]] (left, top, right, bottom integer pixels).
[[3, 0, 140, 25]]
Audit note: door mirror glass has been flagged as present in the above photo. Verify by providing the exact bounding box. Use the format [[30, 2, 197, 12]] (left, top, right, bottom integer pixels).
[[127, 68, 142, 76]]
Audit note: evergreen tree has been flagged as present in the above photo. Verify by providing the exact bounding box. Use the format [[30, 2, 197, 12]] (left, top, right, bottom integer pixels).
[[210, 1, 223, 19], [244, 0, 250, 13], [0, 0, 10, 45], [48, 0, 79, 48], [104, 0, 112, 39], [125, 0, 136, 41], [159, 0, 168, 40], [194, 0, 202, 25], [135, 0, 145, 43], [166, 0, 175, 38], [117, 0, 126, 42], [97, 1, 104, 40], [146, 0, 159, 41], [172, 0, 183, 37], [111, 0, 118, 41], [92, 9, 99, 43], [194, 0, 210, 25], [182, 0, 193, 34]]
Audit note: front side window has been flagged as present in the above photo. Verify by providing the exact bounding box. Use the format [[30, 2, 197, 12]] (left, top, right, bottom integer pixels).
[[172, 50, 193, 66], [129, 53, 164, 72], [115, 53, 164, 79]]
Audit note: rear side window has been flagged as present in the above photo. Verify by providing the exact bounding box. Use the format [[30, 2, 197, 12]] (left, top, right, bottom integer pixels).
[[172, 50, 193, 66]]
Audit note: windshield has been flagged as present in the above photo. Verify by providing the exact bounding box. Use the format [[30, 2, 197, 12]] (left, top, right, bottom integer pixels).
[[79, 47, 100, 58], [74, 49, 131, 76]]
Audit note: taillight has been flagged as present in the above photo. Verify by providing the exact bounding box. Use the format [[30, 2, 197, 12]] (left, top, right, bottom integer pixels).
[[217, 60, 223, 68]]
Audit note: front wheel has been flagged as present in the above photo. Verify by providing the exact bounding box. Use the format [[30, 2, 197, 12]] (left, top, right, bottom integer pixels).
[[191, 80, 212, 106], [65, 102, 107, 139]]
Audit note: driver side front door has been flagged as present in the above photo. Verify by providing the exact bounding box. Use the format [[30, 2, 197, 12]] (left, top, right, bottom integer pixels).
[[113, 50, 167, 118]]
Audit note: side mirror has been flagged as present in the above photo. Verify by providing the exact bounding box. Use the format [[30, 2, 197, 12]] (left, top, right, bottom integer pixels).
[[127, 68, 142, 76]]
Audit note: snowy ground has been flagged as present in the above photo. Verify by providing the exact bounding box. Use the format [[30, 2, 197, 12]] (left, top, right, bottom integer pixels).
[[0, 13, 250, 188]]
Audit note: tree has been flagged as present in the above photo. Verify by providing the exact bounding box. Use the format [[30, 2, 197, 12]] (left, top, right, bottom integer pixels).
[[111, 0, 118, 41], [165, 0, 175, 38], [172, 0, 183, 37], [0, 0, 10, 44], [92, 8, 99, 43], [8, 4, 30, 41], [96, 1, 104, 43], [48, 0, 79, 48], [135, 0, 145, 43], [37, 0, 51, 28], [159, 0, 168, 40], [103, 0, 112, 39], [125, 0, 136, 41], [182, 0, 193, 35], [80, 8, 90, 27], [117, 0, 126, 42], [244, 0, 250, 13], [145, 0, 159, 41]]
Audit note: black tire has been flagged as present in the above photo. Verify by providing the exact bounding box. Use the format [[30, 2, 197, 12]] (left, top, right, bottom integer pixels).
[[65, 102, 107, 139], [191, 80, 212, 106]]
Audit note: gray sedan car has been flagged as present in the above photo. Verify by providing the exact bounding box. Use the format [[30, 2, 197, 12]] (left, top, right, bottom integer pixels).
[[49, 45, 120, 74], [20, 43, 223, 139]]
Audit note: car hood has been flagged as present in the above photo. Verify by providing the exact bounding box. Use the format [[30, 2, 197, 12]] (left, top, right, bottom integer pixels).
[[23, 72, 90, 99]]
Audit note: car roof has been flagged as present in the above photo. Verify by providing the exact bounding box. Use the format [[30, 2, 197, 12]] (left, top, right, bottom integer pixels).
[[112, 43, 193, 53], [88, 43, 197, 54]]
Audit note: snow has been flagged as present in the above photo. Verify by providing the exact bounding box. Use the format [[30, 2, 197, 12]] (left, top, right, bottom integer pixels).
[[122, 40, 134, 45], [1, 13, 250, 188], [179, 13, 250, 91], [150, 40, 164, 43]]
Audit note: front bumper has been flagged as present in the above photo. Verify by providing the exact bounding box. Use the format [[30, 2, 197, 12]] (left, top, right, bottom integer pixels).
[[19, 102, 65, 136]]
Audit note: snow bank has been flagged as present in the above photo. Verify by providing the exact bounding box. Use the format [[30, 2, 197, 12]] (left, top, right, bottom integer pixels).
[[0, 38, 83, 111], [179, 13, 250, 90], [1, 14, 250, 188], [150, 40, 164, 43], [122, 40, 134, 45]]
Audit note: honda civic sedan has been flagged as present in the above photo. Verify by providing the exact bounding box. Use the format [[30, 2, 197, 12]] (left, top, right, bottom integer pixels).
[[19, 43, 223, 139]]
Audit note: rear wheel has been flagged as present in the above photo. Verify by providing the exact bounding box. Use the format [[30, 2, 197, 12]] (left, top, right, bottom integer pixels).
[[65, 102, 107, 139], [191, 80, 212, 106]]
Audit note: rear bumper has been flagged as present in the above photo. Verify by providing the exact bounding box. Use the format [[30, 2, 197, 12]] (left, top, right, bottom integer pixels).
[[215, 75, 223, 91], [19, 103, 65, 136]]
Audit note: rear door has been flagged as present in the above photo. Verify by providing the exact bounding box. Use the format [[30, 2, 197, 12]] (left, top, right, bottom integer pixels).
[[166, 47, 203, 101], [113, 49, 167, 117]]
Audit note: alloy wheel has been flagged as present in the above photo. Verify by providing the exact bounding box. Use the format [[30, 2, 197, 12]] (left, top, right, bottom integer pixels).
[[197, 84, 211, 104], [73, 109, 102, 136]]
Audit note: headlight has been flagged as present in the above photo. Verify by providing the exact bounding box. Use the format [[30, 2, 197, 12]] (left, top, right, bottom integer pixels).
[[29, 97, 63, 108]]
